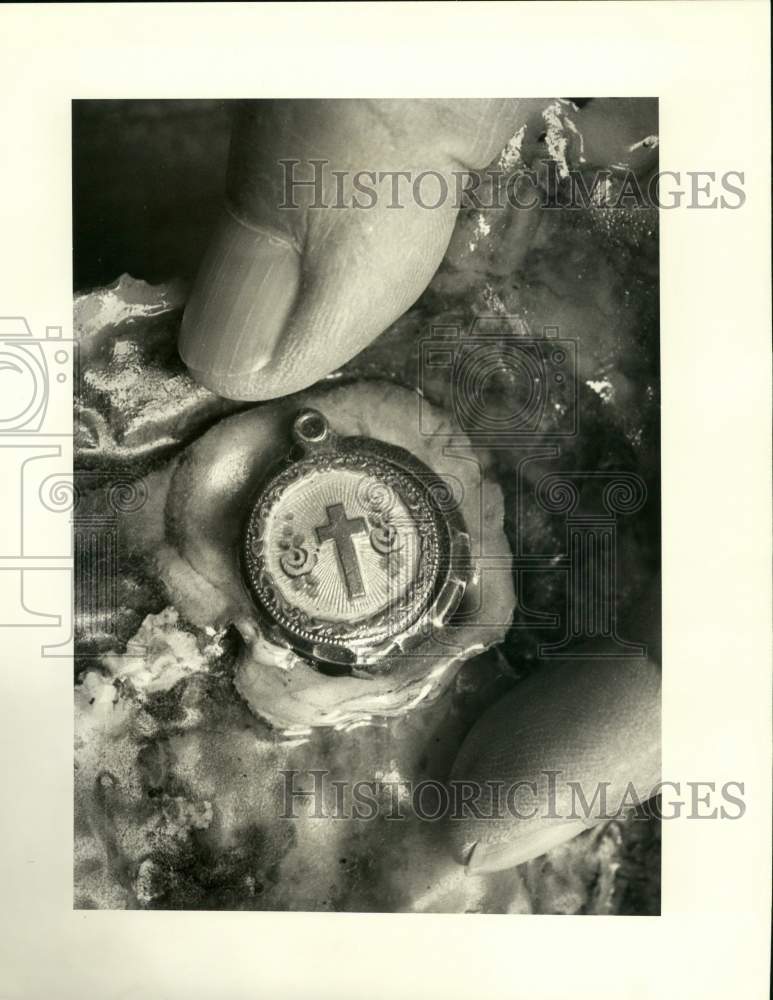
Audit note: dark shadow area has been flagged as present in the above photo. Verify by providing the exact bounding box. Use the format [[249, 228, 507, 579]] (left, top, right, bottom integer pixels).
[[73, 99, 233, 291]]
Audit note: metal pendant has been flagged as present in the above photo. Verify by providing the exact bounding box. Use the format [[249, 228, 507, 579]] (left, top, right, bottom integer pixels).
[[243, 408, 470, 670]]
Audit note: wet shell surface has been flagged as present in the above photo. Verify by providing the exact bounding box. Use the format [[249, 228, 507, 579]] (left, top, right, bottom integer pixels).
[[120, 379, 515, 732]]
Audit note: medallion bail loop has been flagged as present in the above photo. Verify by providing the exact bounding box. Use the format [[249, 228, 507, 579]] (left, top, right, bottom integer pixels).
[[292, 409, 333, 453], [244, 406, 470, 669]]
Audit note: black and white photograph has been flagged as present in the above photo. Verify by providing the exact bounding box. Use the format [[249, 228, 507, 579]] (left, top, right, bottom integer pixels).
[[72, 96, 664, 913], [1, 3, 770, 998]]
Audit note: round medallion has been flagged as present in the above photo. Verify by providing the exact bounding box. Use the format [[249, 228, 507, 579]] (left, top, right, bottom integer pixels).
[[243, 409, 469, 669]]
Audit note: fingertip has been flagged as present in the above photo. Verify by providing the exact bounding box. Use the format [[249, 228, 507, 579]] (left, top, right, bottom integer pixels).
[[461, 822, 589, 874], [179, 208, 301, 391], [448, 657, 661, 873]]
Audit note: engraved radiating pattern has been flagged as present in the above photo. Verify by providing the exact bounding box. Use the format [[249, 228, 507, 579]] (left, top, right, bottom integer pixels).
[[315, 503, 367, 599], [243, 438, 451, 661], [263, 469, 420, 623]]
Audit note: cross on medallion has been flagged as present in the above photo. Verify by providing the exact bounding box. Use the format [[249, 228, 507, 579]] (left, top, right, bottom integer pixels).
[[315, 503, 367, 599]]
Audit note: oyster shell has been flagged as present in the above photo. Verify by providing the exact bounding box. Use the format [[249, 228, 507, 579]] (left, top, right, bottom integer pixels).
[[117, 380, 515, 731]]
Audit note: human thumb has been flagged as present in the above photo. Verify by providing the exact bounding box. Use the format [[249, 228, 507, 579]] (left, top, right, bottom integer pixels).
[[179, 98, 543, 401]]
